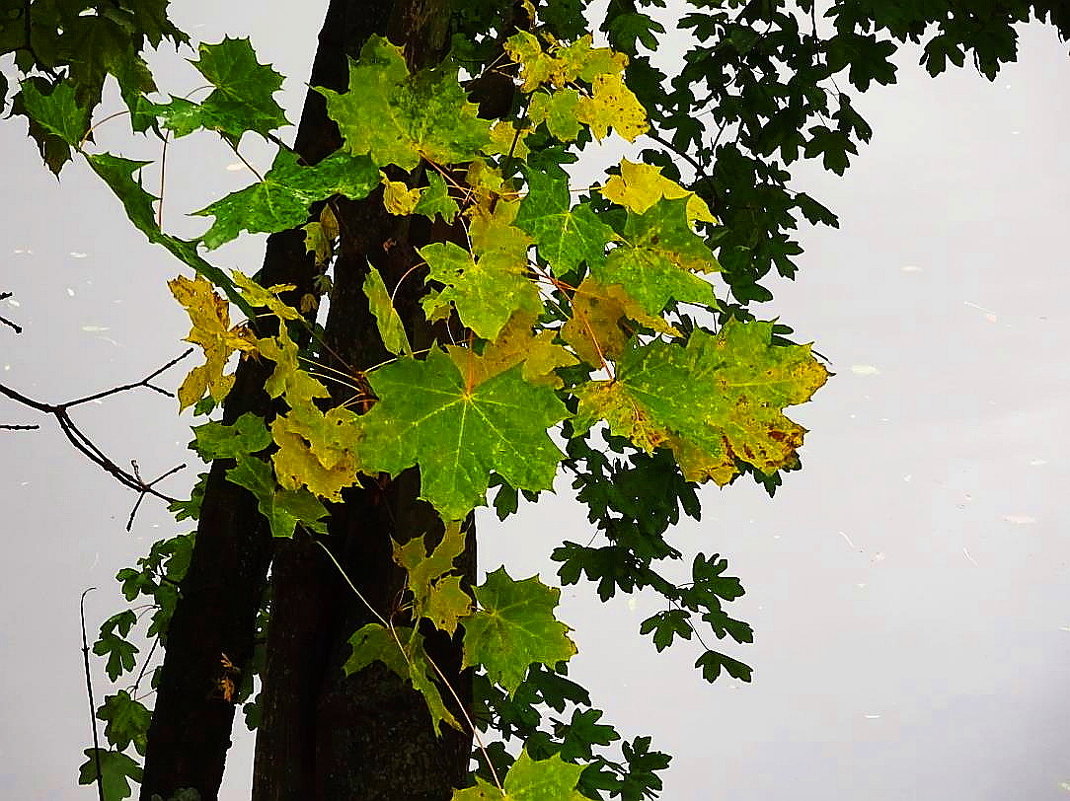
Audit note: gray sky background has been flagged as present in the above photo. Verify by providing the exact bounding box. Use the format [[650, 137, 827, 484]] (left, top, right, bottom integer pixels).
[[1, 4, 1068, 800]]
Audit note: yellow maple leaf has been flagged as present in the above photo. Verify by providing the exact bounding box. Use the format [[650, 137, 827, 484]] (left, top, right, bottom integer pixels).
[[168, 275, 256, 410], [562, 278, 679, 367], [380, 172, 422, 216], [602, 159, 716, 224], [448, 310, 578, 389], [576, 74, 648, 142], [271, 404, 364, 502]]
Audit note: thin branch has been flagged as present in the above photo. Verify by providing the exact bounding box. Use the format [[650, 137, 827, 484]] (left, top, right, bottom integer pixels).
[[80, 588, 106, 801], [0, 292, 22, 334], [0, 352, 193, 512]]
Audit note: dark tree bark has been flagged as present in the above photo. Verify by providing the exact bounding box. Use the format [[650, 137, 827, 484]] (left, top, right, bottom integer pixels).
[[141, 1, 487, 799]]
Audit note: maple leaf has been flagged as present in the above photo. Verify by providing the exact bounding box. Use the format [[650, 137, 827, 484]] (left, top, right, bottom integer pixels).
[[155, 37, 288, 141], [191, 412, 271, 461], [561, 278, 678, 367], [18, 80, 91, 146], [452, 751, 586, 801], [393, 523, 473, 634], [573, 321, 829, 483], [515, 165, 616, 277], [357, 349, 568, 520], [602, 158, 716, 223], [577, 73, 649, 142], [419, 240, 542, 341], [363, 268, 411, 356], [270, 403, 363, 502], [303, 205, 339, 266], [78, 749, 142, 801], [168, 274, 256, 410], [528, 88, 582, 141], [194, 150, 377, 249], [318, 36, 491, 171], [413, 171, 460, 222], [462, 567, 577, 694], [345, 623, 460, 733], [96, 691, 150, 755], [484, 120, 532, 160], [449, 310, 578, 389], [594, 197, 718, 315], [380, 171, 423, 215], [505, 31, 627, 91], [226, 455, 329, 538]]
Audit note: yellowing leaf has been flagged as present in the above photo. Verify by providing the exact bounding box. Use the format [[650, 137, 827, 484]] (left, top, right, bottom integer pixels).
[[528, 89, 582, 141], [562, 278, 678, 367], [505, 31, 627, 92], [576, 73, 648, 142], [318, 36, 491, 171], [363, 268, 411, 355], [345, 623, 460, 733], [271, 403, 363, 501], [449, 311, 578, 388], [168, 275, 256, 410], [572, 321, 829, 483], [303, 205, 339, 266], [452, 751, 586, 801], [485, 120, 531, 160], [393, 523, 472, 634], [380, 171, 422, 215], [602, 159, 716, 223]]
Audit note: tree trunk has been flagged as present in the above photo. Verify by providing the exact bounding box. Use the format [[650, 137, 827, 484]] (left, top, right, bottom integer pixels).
[[251, 2, 478, 797], [142, 1, 479, 799]]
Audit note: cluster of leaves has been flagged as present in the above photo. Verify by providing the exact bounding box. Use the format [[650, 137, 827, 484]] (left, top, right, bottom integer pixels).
[[8, 3, 838, 800], [600, 0, 1070, 305], [83, 533, 193, 799]]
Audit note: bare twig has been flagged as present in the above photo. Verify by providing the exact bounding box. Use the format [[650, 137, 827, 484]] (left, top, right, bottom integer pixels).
[[0, 292, 22, 334], [0, 352, 193, 515], [80, 588, 106, 801]]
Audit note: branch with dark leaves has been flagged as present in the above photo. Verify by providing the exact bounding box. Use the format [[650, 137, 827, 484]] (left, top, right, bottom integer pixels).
[[0, 350, 193, 529]]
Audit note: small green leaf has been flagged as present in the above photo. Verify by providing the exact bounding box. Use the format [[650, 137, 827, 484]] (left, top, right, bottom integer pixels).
[[453, 750, 586, 801], [462, 567, 577, 694], [97, 691, 151, 755], [413, 171, 460, 222], [226, 456, 329, 538], [190, 412, 271, 461], [78, 749, 143, 801]]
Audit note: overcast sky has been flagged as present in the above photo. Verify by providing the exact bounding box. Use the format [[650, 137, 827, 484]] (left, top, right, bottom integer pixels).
[[1, 5, 1068, 800]]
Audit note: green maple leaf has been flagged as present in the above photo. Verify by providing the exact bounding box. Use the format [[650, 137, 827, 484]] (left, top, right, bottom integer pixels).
[[528, 89, 582, 141], [18, 80, 90, 146], [84, 153, 253, 318], [194, 149, 378, 249], [156, 37, 288, 140], [593, 197, 718, 315], [453, 751, 586, 801], [226, 455, 329, 538], [78, 748, 142, 801], [515, 166, 616, 276], [363, 268, 411, 355], [190, 412, 271, 461], [573, 320, 829, 484], [419, 241, 542, 341], [462, 567, 577, 694], [97, 691, 151, 755], [344, 623, 460, 733], [318, 35, 491, 171], [393, 524, 473, 634], [357, 350, 568, 520], [413, 171, 460, 222], [94, 610, 138, 680]]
